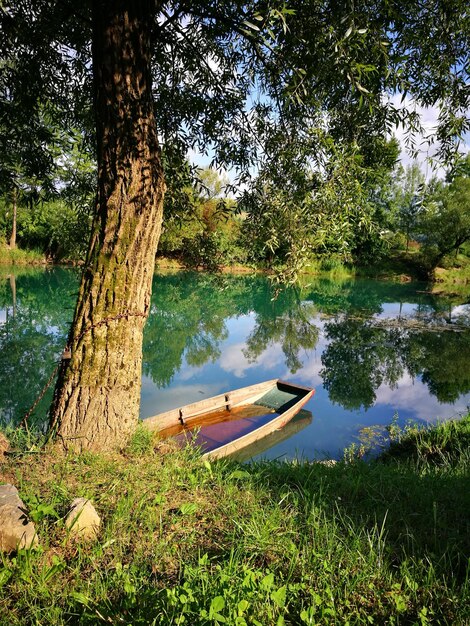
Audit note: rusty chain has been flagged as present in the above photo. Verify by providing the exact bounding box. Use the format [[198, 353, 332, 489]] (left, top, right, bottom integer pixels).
[[19, 363, 62, 429], [19, 310, 147, 428]]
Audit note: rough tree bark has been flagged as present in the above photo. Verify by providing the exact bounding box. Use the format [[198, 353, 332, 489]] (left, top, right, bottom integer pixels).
[[9, 187, 17, 249], [49, 0, 165, 451]]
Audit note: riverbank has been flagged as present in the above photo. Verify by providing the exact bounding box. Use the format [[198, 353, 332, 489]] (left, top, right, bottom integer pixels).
[[0, 245, 46, 266], [3, 245, 470, 297], [1, 416, 469, 625], [156, 253, 470, 301], [432, 254, 470, 296]]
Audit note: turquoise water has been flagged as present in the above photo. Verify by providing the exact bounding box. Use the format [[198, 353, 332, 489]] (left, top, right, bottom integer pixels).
[[1, 267, 470, 460]]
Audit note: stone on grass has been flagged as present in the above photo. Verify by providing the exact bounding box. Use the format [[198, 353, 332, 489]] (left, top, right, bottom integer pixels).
[[0, 484, 38, 552], [65, 498, 100, 540]]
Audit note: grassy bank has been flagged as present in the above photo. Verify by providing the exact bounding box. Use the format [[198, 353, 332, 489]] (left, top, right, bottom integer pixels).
[[154, 251, 427, 285], [0, 245, 45, 266], [5, 245, 470, 297], [1, 416, 469, 625], [432, 254, 470, 296]]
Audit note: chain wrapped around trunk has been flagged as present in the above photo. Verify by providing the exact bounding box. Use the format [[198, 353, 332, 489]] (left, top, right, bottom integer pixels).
[[19, 310, 147, 428]]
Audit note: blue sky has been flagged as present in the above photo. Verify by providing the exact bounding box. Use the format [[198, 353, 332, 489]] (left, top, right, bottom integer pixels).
[[188, 93, 470, 190]]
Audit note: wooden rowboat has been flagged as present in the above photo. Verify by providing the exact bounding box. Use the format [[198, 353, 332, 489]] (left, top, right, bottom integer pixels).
[[228, 409, 313, 462], [144, 379, 314, 459]]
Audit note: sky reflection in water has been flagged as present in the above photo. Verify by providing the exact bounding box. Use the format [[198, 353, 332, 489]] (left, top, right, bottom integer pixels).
[[1, 268, 470, 460]]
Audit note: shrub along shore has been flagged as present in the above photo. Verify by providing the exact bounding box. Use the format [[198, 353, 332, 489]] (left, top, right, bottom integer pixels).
[[3, 241, 470, 300], [3, 243, 470, 290], [0, 245, 46, 266], [0, 416, 469, 625]]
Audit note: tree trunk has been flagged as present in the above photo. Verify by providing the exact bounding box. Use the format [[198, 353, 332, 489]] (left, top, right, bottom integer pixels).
[[9, 188, 17, 249], [49, 0, 165, 451], [9, 274, 16, 318]]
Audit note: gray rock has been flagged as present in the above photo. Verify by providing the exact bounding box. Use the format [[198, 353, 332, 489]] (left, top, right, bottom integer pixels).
[[0, 484, 20, 506], [0, 484, 38, 552], [65, 498, 100, 540]]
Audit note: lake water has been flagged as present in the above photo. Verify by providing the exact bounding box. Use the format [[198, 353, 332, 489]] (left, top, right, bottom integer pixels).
[[1, 267, 469, 460]]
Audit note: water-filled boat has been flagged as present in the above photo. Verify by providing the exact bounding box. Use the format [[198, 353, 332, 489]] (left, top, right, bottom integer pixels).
[[144, 379, 314, 459]]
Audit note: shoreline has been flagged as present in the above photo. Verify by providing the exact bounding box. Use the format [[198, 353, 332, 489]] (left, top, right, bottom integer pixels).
[[2, 249, 469, 296]]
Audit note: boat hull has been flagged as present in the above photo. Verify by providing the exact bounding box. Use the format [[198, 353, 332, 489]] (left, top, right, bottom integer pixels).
[[144, 379, 314, 460]]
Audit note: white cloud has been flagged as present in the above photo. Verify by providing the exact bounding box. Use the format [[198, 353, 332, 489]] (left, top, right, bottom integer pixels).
[[286, 354, 323, 387], [374, 373, 470, 422], [178, 364, 202, 381], [219, 341, 284, 377]]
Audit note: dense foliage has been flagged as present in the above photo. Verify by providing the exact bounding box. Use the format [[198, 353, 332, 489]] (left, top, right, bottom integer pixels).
[[160, 153, 470, 278], [1, 151, 469, 279], [0, 130, 95, 260], [1, 0, 469, 270]]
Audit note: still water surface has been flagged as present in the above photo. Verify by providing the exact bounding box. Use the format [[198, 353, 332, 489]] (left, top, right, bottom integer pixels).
[[1, 267, 469, 460]]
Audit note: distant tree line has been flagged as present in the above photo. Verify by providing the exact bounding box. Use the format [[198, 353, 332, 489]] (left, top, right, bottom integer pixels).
[[1, 147, 469, 276]]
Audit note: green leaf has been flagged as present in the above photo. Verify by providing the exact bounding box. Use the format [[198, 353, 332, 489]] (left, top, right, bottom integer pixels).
[[203, 459, 213, 477], [394, 594, 407, 612], [210, 596, 225, 613], [271, 585, 287, 608], [179, 502, 198, 516], [0, 568, 12, 588], [42, 556, 65, 583], [69, 591, 91, 606], [228, 470, 251, 480], [242, 20, 260, 32], [405, 575, 418, 592], [209, 595, 226, 622], [261, 572, 274, 590], [238, 599, 249, 614], [30, 502, 59, 522]]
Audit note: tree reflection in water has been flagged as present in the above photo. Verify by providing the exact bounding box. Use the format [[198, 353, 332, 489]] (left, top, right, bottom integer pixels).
[[1, 269, 469, 428], [0, 268, 77, 426], [321, 314, 470, 410], [243, 288, 319, 374], [321, 319, 405, 410], [143, 274, 319, 385]]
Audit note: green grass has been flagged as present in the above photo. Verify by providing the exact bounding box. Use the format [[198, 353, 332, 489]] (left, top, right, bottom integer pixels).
[[432, 253, 470, 296], [0, 245, 45, 266], [1, 416, 469, 625], [302, 257, 355, 279], [285, 251, 425, 283], [155, 256, 186, 271]]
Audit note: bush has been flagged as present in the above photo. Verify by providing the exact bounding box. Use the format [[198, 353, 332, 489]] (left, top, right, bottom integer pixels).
[[2, 199, 92, 262], [319, 255, 347, 271]]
